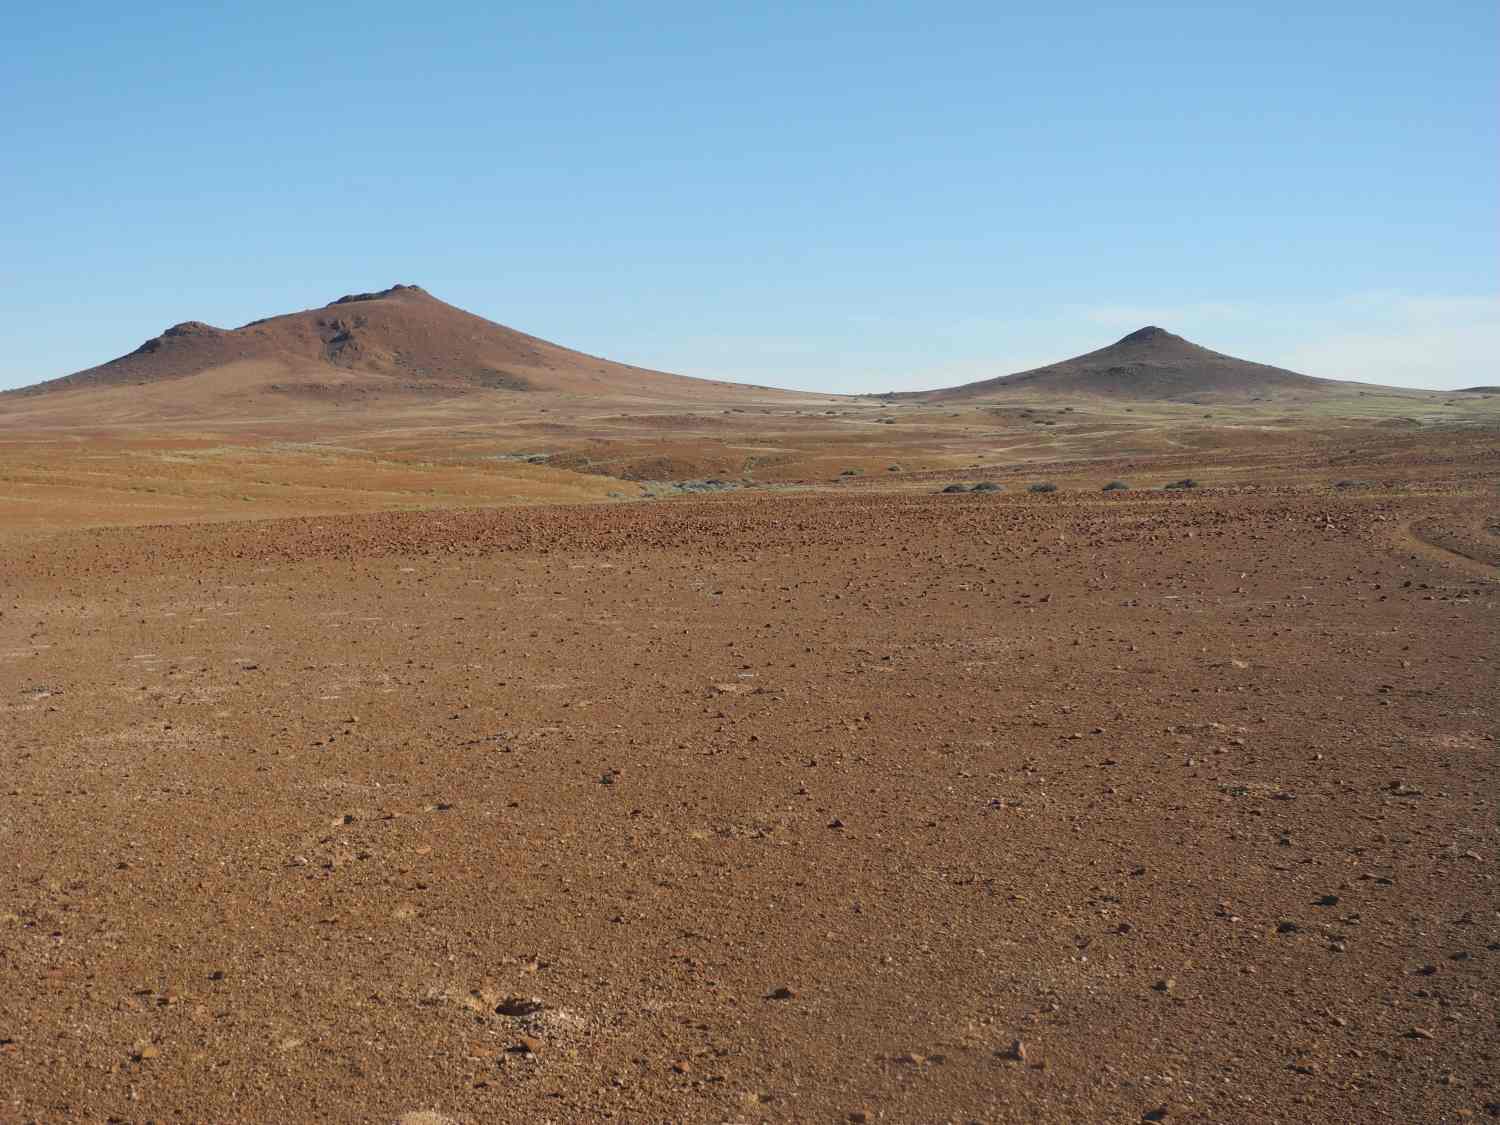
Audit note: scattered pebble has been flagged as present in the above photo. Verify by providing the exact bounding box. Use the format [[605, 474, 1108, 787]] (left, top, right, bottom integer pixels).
[[494, 996, 545, 1017], [998, 1038, 1027, 1062]]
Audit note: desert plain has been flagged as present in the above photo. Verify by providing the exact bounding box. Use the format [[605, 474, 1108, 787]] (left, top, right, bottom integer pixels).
[[0, 286, 1496, 1123]]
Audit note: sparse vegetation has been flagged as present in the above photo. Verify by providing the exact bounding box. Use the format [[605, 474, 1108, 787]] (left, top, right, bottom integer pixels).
[[1028, 482, 1058, 493], [941, 483, 971, 493], [1163, 478, 1198, 490], [1102, 480, 1130, 491], [840, 468, 862, 476], [971, 481, 1002, 493]]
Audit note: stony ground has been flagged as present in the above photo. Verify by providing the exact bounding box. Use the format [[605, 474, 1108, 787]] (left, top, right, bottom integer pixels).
[[1, 480, 1496, 1123]]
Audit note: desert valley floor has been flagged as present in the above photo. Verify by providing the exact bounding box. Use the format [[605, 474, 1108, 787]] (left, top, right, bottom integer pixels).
[[1, 434, 1496, 1124], [1, 287, 1497, 1122]]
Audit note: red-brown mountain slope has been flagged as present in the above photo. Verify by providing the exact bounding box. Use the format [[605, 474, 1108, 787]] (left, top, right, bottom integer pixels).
[[916, 326, 1349, 403], [7, 284, 737, 401]]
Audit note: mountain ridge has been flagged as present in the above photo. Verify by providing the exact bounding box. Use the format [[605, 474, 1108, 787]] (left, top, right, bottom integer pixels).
[[6, 284, 719, 401], [4, 290, 1439, 413], [912, 325, 1346, 403]]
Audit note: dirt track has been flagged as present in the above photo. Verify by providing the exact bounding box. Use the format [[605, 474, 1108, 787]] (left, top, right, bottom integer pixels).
[[1, 481, 1496, 1124]]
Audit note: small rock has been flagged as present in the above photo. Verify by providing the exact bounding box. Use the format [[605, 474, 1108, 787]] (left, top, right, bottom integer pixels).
[[999, 1038, 1027, 1062], [767, 986, 795, 1001], [1314, 894, 1340, 906], [1276, 920, 1300, 934], [1153, 978, 1175, 993], [1406, 1027, 1436, 1040], [494, 996, 545, 1017]]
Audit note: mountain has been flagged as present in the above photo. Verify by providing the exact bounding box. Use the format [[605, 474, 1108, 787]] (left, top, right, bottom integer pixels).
[[915, 326, 1345, 403], [6, 284, 738, 404]]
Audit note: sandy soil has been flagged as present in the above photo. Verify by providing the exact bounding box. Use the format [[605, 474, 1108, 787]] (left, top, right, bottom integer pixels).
[[3, 390, 1496, 536], [1, 462, 1496, 1122]]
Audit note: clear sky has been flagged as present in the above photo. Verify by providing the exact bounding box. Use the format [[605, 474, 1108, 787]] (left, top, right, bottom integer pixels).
[[3, 1, 1495, 393]]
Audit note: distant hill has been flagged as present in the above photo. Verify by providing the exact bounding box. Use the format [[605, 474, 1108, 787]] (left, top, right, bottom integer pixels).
[[6, 284, 735, 403], [913, 326, 1354, 403]]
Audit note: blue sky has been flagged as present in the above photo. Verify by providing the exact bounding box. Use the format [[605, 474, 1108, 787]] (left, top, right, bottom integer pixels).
[[3, 1, 1495, 392]]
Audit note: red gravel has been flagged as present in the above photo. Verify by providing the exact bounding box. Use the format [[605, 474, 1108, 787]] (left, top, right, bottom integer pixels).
[[1, 485, 1496, 1123]]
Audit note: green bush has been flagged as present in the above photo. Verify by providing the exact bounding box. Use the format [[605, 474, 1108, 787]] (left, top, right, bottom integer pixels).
[[1028, 482, 1058, 494]]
